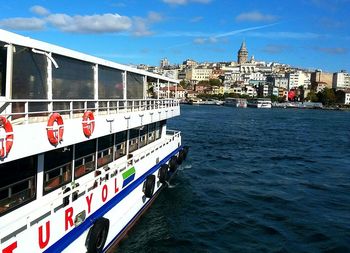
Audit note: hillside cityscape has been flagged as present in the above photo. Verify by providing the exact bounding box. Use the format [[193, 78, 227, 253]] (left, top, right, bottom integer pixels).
[[137, 42, 350, 107]]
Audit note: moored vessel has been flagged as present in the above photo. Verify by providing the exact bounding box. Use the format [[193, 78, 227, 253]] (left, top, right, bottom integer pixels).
[[0, 29, 188, 253], [247, 98, 272, 108]]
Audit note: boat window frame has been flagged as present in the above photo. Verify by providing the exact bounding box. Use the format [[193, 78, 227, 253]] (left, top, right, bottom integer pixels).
[[0, 155, 37, 217]]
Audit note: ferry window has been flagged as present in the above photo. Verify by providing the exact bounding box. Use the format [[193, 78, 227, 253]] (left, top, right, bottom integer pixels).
[[0, 156, 37, 215], [0, 42, 6, 96], [115, 131, 126, 159], [12, 46, 47, 99], [43, 146, 73, 194], [129, 128, 139, 152], [52, 54, 94, 99], [148, 123, 155, 144], [97, 135, 114, 168], [155, 122, 161, 140], [74, 139, 96, 179], [127, 72, 143, 99], [98, 66, 123, 99], [139, 126, 148, 148]]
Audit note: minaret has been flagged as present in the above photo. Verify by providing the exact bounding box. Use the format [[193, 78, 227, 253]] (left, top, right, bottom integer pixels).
[[237, 41, 248, 64]]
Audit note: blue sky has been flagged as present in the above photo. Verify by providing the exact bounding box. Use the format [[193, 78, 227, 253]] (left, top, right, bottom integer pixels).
[[0, 0, 349, 72]]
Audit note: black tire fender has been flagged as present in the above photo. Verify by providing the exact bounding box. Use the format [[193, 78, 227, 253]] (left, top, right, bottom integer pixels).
[[168, 156, 178, 172], [158, 164, 169, 184], [143, 175, 156, 198], [86, 218, 110, 253]]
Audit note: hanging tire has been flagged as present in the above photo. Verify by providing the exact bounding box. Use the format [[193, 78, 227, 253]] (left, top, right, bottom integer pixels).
[[177, 150, 185, 165], [168, 156, 178, 172], [143, 175, 156, 198], [158, 164, 168, 184], [86, 218, 109, 253], [183, 146, 189, 159]]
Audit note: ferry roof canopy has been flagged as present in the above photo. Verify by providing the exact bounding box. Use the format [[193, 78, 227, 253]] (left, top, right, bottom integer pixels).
[[0, 29, 178, 84]]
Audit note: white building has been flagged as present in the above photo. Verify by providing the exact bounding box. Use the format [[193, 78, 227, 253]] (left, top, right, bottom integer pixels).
[[333, 71, 350, 90], [345, 92, 350, 105], [186, 67, 213, 82], [287, 71, 311, 90]]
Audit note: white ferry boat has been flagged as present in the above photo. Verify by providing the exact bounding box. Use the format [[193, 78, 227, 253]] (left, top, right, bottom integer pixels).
[[247, 98, 272, 108], [0, 29, 188, 253]]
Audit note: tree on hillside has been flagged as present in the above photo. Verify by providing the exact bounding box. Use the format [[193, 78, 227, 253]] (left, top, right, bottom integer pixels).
[[305, 90, 318, 102], [209, 79, 222, 86], [317, 88, 336, 106], [335, 90, 345, 104], [197, 80, 210, 86]]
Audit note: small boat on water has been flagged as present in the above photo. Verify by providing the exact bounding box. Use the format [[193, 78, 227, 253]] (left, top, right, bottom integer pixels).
[[224, 98, 247, 108], [0, 29, 189, 253], [247, 98, 272, 108]]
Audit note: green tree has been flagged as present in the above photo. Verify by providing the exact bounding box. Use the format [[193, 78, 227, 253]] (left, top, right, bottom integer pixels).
[[306, 90, 318, 102], [335, 90, 345, 104], [317, 88, 336, 106], [209, 79, 222, 86]]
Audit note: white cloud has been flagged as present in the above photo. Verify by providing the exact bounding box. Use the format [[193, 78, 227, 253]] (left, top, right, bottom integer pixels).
[[190, 16, 203, 23], [147, 11, 163, 23], [247, 31, 324, 39], [46, 13, 132, 33], [30, 5, 50, 16], [236, 11, 278, 22], [0, 17, 46, 31], [132, 17, 153, 36], [162, 0, 211, 5], [316, 47, 348, 55], [193, 38, 206, 44], [263, 44, 290, 54], [131, 11, 163, 37]]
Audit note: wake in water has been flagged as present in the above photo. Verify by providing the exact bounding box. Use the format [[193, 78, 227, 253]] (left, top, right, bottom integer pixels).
[[165, 181, 177, 188]]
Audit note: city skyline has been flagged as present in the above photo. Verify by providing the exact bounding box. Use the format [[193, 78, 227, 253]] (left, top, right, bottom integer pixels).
[[0, 0, 349, 72]]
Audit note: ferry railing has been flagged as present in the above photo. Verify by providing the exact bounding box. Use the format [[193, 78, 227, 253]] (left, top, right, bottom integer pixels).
[[0, 99, 180, 125]]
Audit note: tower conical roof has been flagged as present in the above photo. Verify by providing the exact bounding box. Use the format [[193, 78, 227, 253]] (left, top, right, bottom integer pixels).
[[239, 41, 247, 52]]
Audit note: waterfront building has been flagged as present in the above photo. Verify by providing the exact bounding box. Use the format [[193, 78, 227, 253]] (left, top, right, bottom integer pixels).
[[287, 71, 311, 90], [333, 71, 350, 90], [345, 92, 350, 105], [267, 75, 289, 89], [160, 58, 170, 68], [311, 70, 333, 89], [186, 67, 213, 82]]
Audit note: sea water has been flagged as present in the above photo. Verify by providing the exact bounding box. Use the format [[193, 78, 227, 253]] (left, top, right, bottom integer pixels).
[[117, 105, 350, 253]]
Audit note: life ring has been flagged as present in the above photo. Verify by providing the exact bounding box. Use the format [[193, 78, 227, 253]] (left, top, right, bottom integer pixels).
[[0, 116, 14, 158], [47, 113, 64, 146], [158, 164, 169, 184], [82, 111, 95, 138], [86, 218, 109, 253], [143, 175, 155, 198], [168, 156, 178, 172]]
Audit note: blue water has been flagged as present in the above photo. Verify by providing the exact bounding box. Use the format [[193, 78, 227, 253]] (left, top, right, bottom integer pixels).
[[117, 105, 350, 253]]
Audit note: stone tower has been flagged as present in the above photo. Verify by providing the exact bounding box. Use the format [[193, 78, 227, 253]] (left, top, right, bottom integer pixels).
[[237, 41, 248, 64]]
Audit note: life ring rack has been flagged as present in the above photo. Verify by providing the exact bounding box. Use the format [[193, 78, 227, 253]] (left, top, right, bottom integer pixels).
[[82, 111, 95, 138], [0, 116, 14, 159], [46, 112, 64, 146]]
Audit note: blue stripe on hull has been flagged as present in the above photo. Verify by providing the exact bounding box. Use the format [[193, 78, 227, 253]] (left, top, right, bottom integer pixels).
[[44, 146, 181, 253]]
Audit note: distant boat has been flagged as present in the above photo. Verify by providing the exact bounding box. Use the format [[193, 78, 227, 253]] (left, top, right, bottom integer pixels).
[[189, 99, 220, 105], [224, 98, 247, 108], [247, 98, 272, 108]]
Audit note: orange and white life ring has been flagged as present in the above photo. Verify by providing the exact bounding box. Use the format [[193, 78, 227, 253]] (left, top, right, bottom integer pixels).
[[82, 111, 95, 138], [47, 113, 64, 146], [0, 116, 14, 158]]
